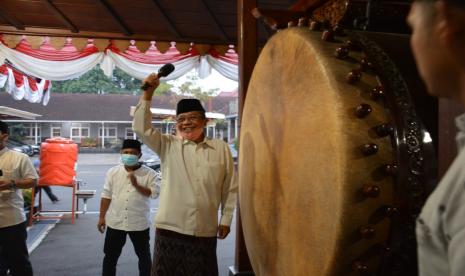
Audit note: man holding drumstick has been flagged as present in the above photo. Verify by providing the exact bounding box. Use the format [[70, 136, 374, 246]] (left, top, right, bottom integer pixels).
[[133, 73, 237, 276]]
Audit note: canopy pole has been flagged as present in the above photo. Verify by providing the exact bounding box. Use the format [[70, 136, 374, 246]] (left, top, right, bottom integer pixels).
[[35, 122, 38, 145], [101, 122, 105, 149], [230, 0, 257, 275]]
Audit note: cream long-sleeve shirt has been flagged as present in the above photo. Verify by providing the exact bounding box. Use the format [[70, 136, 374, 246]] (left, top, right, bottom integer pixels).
[[0, 147, 38, 228], [417, 113, 465, 276], [133, 100, 237, 237]]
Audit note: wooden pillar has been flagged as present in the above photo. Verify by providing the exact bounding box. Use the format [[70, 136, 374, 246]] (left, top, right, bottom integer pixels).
[[229, 0, 258, 275]]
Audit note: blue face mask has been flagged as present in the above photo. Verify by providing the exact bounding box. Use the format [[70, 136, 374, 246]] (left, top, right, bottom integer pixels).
[[121, 154, 139, 166]]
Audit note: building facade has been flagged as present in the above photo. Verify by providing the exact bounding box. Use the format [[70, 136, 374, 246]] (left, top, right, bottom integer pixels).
[[1, 92, 238, 149]]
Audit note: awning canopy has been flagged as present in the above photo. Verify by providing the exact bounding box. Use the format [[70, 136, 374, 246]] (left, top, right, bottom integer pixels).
[[0, 1, 293, 45], [0, 106, 41, 119]]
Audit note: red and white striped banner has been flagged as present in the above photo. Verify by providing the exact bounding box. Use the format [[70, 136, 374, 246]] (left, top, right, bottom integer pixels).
[[0, 35, 238, 104], [0, 64, 51, 105]]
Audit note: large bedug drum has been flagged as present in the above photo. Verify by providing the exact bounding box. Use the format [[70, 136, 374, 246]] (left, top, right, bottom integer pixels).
[[239, 27, 437, 276]]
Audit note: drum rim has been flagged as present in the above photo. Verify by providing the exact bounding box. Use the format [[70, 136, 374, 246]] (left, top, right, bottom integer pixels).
[[239, 27, 437, 276]]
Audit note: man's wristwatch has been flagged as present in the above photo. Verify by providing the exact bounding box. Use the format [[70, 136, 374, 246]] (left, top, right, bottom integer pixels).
[[10, 180, 16, 189]]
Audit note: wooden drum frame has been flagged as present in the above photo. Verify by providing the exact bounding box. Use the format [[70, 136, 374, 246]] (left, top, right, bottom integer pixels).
[[239, 26, 437, 276]]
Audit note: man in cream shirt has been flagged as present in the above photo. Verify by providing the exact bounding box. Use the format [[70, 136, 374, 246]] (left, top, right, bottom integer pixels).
[[133, 75, 237, 276], [0, 120, 38, 276]]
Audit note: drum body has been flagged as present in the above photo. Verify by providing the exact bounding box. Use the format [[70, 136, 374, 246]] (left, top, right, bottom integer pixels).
[[239, 27, 436, 276]]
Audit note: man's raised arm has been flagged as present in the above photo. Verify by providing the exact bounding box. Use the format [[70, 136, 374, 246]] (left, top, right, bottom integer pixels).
[[132, 73, 167, 155]]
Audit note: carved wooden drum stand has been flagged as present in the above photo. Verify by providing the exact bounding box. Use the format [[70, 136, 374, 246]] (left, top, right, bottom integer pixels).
[[239, 26, 436, 276]]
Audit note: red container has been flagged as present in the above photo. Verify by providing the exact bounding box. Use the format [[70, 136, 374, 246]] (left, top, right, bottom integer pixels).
[[39, 137, 78, 186]]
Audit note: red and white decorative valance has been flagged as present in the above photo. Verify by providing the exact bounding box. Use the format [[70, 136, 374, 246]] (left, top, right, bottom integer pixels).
[[101, 40, 203, 81], [0, 36, 104, 81], [0, 64, 51, 105], [0, 35, 239, 104], [0, 35, 238, 81], [205, 46, 239, 81]]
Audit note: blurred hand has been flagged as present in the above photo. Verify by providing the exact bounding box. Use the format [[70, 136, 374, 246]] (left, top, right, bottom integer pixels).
[[128, 171, 137, 186], [217, 225, 230, 239], [142, 73, 160, 94], [0, 179, 12, 191], [97, 217, 106, 233]]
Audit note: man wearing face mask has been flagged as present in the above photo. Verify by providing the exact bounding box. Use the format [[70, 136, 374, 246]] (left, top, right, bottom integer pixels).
[[98, 139, 159, 276], [0, 120, 38, 276], [132, 74, 237, 276]]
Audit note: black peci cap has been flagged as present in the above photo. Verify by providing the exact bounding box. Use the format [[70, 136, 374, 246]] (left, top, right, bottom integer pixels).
[[122, 139, 141, 151], [176, 98, 206, 115]]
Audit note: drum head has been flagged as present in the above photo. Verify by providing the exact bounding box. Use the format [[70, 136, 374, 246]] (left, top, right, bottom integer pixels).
[[239, 28, 395, 276]]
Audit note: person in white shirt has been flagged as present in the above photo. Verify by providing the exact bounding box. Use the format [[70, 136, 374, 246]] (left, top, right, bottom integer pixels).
[[408, 1, 465, 276], [133, 75, 237, 276], [97, 139, 159, 276], [0, 120, 38, 276]]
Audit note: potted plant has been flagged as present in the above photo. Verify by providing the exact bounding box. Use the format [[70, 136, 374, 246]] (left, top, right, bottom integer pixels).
[[80, 137, 97, 147]]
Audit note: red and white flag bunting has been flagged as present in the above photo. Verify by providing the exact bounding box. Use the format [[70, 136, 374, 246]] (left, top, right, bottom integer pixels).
[[101, 40, 203, 81], [0, 64, 51, 105], [0, 35, 238, 104]]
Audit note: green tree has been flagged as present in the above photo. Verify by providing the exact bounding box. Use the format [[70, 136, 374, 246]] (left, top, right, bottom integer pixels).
[[170, 74, 218, 107], [177, 75, 218, 100], [52, 67, 172, 94]]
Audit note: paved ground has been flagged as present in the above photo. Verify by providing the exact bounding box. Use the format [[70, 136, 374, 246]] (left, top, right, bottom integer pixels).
[[27, 153, 236, 276]]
